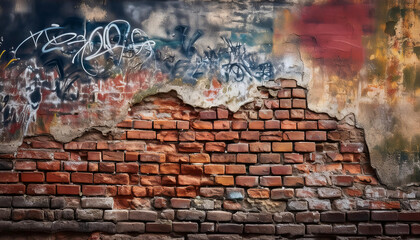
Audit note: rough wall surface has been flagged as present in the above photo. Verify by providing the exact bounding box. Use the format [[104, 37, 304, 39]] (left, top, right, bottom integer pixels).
[[0, 79, 419, 238], [0, 0, 419, 188]]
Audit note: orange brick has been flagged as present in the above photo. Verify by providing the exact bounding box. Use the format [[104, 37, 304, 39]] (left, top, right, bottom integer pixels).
[[157, 131, 178, 142], [259, 110, 273, 119], [343, 164, 362, 174], [281, 120, 296, 130], [225, 165, 246, 174], [249, 142, 271, 152], [160, 163, 180, 174], [215, 176, 234, 186], [204, 165, 225, 175], [294, 142, 316, 152], [272, 142, 293, 152], [133, 120, 153, 129], [190, 153, 210, 163], [127, 130, 156, 139], [192, 121, 213, 130], [214, 121, 230, 130], [178, 175, 201, 186], [154, 120, 177, 129], [236, 176, 258, 187], [215, 131, 239, 141], [249, 121, 264, 130], [205, 142, 226, 152], [247, 188, 270, 199], [236, 154, 257, 164], [227, 143, 249, 153], [260, 176, 282, 186], [140, 164, 159, 174], [283, 176, 304, 187], [232, 121, 247, 130]]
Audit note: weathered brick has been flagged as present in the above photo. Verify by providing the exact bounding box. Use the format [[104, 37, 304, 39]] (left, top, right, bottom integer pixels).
[[283, 131, 304, 141], [273, 212, 294, 223], [283, 176, 304, 187], [207, 211, 232, 222], [192, 121, 213, 130], [296, 211, 320, 223], [227, 143, 248, 153], [177, 210, 206, 222], [371, 211, 398, 221], [276, 224, 305, 236], [76, 209, 103, 221], [233, 212, 272, 223], [271, 165, 292, 175], [318, 120, 337, 130], [271, 189, 294, 200], [190, 153, 210, 163], [226, 188, 245, 200], [272, 142, 293, 152], [237, 154, 257, 163], [280, 99, 292, 109], [235, 176, 258, 187], [274, 110, 289, 119], [341, 142, 364, 153], [94, 173, 129, 185], [0, 173, 19, 183], [81, 197, 113, 209], [12, 209, 45, 221], [287, 200, 308, 211], [140, 153, 166, 162], [244, 224, 275, 234], [260, 176, 282, 187], [249, 121, 264, 130], [247, 188, 270, 199], [129, 210, 157, 221], [241, 131, 260, 141], [358, 223, 382, 235], [116, 222, 145, 233], [217, 223, 244, 233], [259, 153, 281, 163], [205, 142, 225, 152], [321, 211, 345, 222], [127, 130, 156, 139], [225, 165, 246, 174], [200, 188, 224, 198], [318, 188, 342, 198], [64, 142, 96, 150], [179, 142, 204, 152]]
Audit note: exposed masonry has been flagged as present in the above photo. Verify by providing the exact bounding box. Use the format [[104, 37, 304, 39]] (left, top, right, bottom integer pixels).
[[0, 79, 419, 239]]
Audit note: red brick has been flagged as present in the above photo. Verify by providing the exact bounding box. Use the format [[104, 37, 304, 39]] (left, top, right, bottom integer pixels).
[[57, 185, 80, 195], [283, 176, 304, 187], [63, 161, 88, 171], [0, 172, 19, 183], [260, 131, 283, 141], [171, 198, 191, 208], [215, 176, 234, 186], [117, 119, 132, 128], [236, 176, 258, 187], [226, 165, 246, 174], [305, 175, 328, 186], [265, 120, 280, 129], [154, 120, 177, 129], [271, 188, 294, 199], [118, 185, 132, 195], [260, 176, 282, 187], [200, 187, 224, 197], [332, 175, 354, 186], [318, 120, 337, 130], [103, 151, 124, 161], [140, 153, 166, 162], [237, 154, 257, 164], [26, 184, 55, 195], [259, 153, 280, 164], [293, 99, 306, 108], [204, 165, 225, 175], [127, 130, 156, 139], [21, 172, 44, 182], [195, 132, 214, 141], [214, 121, 230, 130], [283, 131, 305, 141], [280, 99, 292, 109], [274, 110, 289, 119], [343, 164, 362, 174], [178, 175, 201, 186], [249, 165, 271, 175], [211, 154, 236, 163], [192, 121, 213, 130], [177, 121, 189, 130], [205, 142, 226, 152], [178, 143, 203, 152], [294, 142, 316, 152], [281, 120, 296, 130], [141, 175, 161, 186], [278, 89, 291, 98], [140, 164, 159, 174], [271, 165, 293, 175], [64, 142, 96, 150], [281, 79, 297, 88], [247, 188, 270, 199], [259, 110, 273, 119], [227, 143, 249, 153], [297, 121, 318, 130], [306, 131, 327, 141], [46, 172, 70, 183], [217, 108, 229, 119], [305, 110, 330, 120], [340, 143, 364, 153], [176, 186, 197, 197], [0, 184, 25, 194], [157, 131, 178, 142], [292, 88, 306, 98], [99, 162, 115, 172], [131, 186, 148, 197], [290, 109, 304, 119], [87, 152, 101, 161], [265, 99, 279, 109], [249, 142, 271, 152], [72, 172, 93, 183], [241, 131, 260, 141], [399, 212, 420, 221], [215, 131, 239, 141], [283, 153, 304, 163], [15, 161, 36, 170], [160, 163, 180, 174], [123, 152, 137, 162], [249, 121, 264, 130], [200, 111, 217, 120], [82, 185, 106, 196], [31, 141, 62, 149], [223, 200, 243, 211], [190, 153, 210, 163], [412, 224, 420, 234], [179, 131, 195, 141], [232, 121, 247, 130], [88, 163, 98, 172], [116, 163, 139, 173], [133, 120, 153, 129], [181, 165, 203, 175], [94, 173, 130, 185], [272, 142, 293, 152], [53, 152, 69, 160]]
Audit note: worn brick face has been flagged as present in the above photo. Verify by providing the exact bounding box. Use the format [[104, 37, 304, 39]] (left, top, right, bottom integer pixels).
[[0, 82, 413, 238]]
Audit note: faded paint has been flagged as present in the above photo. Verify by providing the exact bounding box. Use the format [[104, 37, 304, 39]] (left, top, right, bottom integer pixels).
[[0, 0, 419, 188]]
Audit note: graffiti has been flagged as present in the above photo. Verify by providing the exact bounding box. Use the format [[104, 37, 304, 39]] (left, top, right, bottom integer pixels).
[[13, 20, 156, 77], [0, 50, 18, 70]]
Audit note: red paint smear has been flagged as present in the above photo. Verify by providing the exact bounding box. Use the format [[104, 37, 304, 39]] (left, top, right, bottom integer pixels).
[[294, 0, 374, 76]]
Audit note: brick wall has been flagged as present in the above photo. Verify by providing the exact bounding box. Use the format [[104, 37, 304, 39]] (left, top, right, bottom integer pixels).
[[0, 79, 419, 238]]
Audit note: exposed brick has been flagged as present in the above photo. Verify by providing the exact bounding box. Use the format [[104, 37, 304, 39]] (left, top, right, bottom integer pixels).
[[179, 142, 204, 152], [232, 121, 247, 130], [182, 165, 203, 175], [294, 142, 315, 152], [46, 172, 70, 183], [195, 132, 215, 141], [173, 222, 198, 233], [276, 224, 305, 236], [271, 189, 294, 200], [140, 153, 166, 162], [94, 173, 129, 185], [318, 187, 342, 198], [126, 130, 156, 139], [296, 212, 320, 223], [332, 175, 354, 186], [272, 142, 293, 152], [241, 131, 260, 141], [333, 224, 357, 235], [133, 120, 153, 129], [307, 224, 332, 235], [64, 142, 96, 150], [283, 176, 304, 187], [171, 198, 191, 209], [190, 153, 210, 163], [26, 184, 56, 195], [283, 131, 304, 141], [358, 223, 382, 235], [215, 131, 239, 141], [200, 188, 224, 198], [57, 185, 80, 195], [287, 200, 308, 211], [15, 161, 36, 170], [207, 211, 232, 222], [271, 165, 292, 175], [399, 212, 420, 221], [225, 165, 246, 174], [290, 109, 304, 119], [259, 110, 273, 119], [247, 188, 270, 199], [177, 121, 190, 130], [321, 211, 345, 222], [200, 111, 217, 120], [215, 176, 234, 186], [306, 131, 327, 141], [0, 173, 19, 183], [274, 110, 289, 119], [236, 176, 258, 187], [154, 120, 177, 129], [211, 154, 236, 163], [214, 121, 230, 130], [217, 108, 229, 119], [244, 224, 275, 234], [371, 211, 398, 221], [280, 99, 292, 109], [249, 121, 264, 130], [341, 142, 365, 153], [116, 163, 139, 173], [385, 223, 410, 235], [249, 142, 271, 152], [227, 143, 248, 153], [217, 223, 244, 233], [264, 99, 279, 109], [21, 172, 44, 183], [192, 121, 213, 130], [249, 165, 270, 175]]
